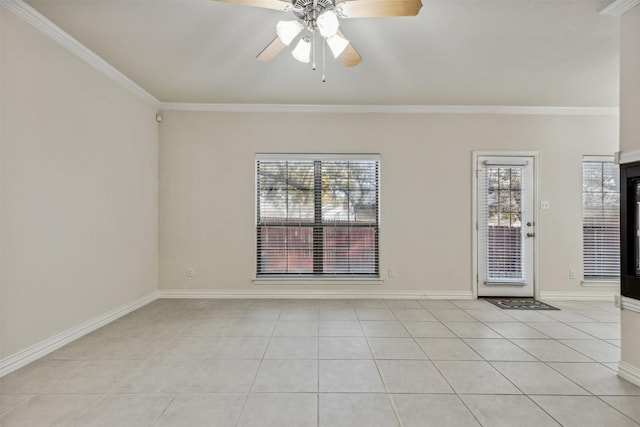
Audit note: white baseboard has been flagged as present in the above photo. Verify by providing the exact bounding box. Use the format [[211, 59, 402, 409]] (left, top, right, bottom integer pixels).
[[0, 291, 158, 377], [621, 296, 640, 313], [618, 361, 640, 387], [157, 289, 474, 300], [539, 291, 617, 301]]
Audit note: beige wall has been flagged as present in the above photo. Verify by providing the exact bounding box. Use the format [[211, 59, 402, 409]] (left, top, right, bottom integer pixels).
[[0, 9, 159, 358], [620, 6, 640, 154], [159, 111, 618, 295], [621, 309, 640, 370], [620, 6, 640, 373]]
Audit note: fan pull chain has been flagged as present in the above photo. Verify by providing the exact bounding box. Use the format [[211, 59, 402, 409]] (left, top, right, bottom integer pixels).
[[312, 32, 316, 71], [322, 40, 326, 82]]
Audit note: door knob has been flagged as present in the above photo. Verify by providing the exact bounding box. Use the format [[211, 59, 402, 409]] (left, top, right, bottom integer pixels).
[[526, 222, 534, 227], [526, 232, 535, 237]]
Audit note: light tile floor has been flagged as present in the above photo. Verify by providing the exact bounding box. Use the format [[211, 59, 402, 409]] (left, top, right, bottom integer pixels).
[[1, 298, 639, 426]]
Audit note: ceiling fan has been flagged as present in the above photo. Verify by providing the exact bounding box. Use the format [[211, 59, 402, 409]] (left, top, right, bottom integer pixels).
[[212, 0, 423, 79]]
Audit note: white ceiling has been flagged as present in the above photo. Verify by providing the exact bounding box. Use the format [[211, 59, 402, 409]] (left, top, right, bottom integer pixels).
[[25, 0, 620, 106]]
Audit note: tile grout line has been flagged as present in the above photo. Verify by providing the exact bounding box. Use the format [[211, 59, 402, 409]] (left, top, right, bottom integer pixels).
[[232, 303, 282, 427], [151, 393, 178, 427], [593, 395, 640, 426], [520, 393, 567, 427], [364, 300, 404, 427], [412, 302, 486, 426]]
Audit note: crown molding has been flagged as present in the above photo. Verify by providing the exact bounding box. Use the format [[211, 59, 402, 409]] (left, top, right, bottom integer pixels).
[[616, 150, 640, 164], [160, 103, 619, 116], [600, 0, 640, 16], [1, 0, 160, 108]]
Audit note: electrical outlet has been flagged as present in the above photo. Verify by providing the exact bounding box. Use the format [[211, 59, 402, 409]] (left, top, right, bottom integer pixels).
[[540, 201, 551, 210], [569, 270, 576, 279], [388, 268, 396, 278], [187, 267, 194, 277]]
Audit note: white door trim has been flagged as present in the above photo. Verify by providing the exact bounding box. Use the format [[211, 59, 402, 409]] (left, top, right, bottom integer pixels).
[[472, 151, 540, 300]]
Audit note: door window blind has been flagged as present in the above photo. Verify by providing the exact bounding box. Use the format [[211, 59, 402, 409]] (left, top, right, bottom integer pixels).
[[256, 156, 379, 277], [583, 156, 620, 280], [479, 164, 526, 283]]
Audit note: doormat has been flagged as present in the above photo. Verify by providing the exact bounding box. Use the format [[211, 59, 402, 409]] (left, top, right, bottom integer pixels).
[[483, 298, 560, 310]]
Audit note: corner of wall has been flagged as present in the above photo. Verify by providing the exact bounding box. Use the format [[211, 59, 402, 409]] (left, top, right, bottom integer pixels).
[[0, 291, 158, 377]]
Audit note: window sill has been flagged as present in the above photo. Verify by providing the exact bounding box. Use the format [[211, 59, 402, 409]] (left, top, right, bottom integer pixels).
[[581, 279, 620, 288], [253, 277, 384, 286]]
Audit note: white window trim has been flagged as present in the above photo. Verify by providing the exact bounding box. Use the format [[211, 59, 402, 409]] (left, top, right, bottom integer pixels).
[[252, 277, 385, 285], [581, 280, 619, 287], [584, 154, 617, 163], [256, 153, 381, 161]]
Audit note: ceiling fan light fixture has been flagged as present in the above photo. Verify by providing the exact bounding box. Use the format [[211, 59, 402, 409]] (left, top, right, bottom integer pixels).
[[317, 10, 339, 38], [326, 33, 349, 58], [276, 20, 303, 45], [291, 36, 311, 63]]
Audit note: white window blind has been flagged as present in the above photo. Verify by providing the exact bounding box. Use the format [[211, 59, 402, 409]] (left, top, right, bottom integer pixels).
[[256, 156, 379, 277], [478, 164, 526, 283], [583, 156, 620, 280]]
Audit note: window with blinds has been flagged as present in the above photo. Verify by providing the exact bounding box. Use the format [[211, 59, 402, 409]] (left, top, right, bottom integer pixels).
[[256, 155, 379, 277], [583, 156, 620, 280]]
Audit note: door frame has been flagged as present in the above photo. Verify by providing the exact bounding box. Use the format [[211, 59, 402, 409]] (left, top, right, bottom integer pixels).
[[472, 151, 540, 300]]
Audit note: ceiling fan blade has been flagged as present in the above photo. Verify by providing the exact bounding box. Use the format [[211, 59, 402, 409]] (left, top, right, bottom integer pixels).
[[212, 0, 291, 12], [337, 30, 362, 67], [339, 0, 422, 18], [256, 36, 287, 62]]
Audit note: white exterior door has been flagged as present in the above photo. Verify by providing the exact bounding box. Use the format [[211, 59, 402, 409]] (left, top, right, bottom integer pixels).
[[477, 155, 535, 297]]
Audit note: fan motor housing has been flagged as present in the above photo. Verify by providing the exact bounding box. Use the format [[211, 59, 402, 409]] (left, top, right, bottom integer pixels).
[[293, 0, 336, 31]]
